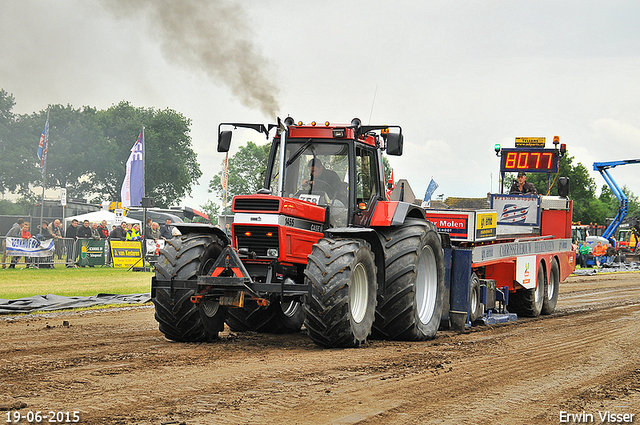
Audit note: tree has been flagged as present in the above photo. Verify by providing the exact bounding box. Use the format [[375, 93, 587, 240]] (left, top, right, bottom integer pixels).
[[199, 199, 220, 225], [94, 102, 202, 207], [382, 155, 392, 183], [0, 199, 31, 215], [208, 141, 270, 200], [0, 89, 40, 196], [0, 91, 202, 208]]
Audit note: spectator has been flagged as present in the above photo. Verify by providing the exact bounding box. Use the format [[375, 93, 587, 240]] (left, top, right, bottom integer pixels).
[[97, 220, 110, 239], [21, 222, 32, 239], [160, 219, 174, 240], [51, 219, 64, 260], [21, 222, 34, 268], [593, 241, 606, 267], [224, 223, 232, 238], [109, 222, 128, 241], [578, 242, 589, 268], [38, 221, 53, 240], [73, 220, 92, 267], [145, 218, 153, 238], [148, 222, 161, 241], [76, 220, 92, 239], [66, 219, 79, 239], [65, 219, 79, 267], [37, 221, 54, 269], [7, 218, 24, 237], [509, 172, 538, 195], [126, 223, 142, 241], [606, 243, 616, 264], [90, 222, 101, 240], [4, 218, 24, 269]]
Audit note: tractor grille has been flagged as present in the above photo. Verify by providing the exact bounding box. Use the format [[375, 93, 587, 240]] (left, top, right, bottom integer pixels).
[[234, 198, 280, 212], [234, 225, 279, 257]]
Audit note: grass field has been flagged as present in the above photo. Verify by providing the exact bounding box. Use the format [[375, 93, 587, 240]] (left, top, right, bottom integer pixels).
[[0, 266, 153, 299]]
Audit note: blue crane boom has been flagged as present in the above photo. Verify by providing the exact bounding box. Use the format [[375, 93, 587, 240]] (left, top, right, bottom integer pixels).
[[593, 159, 640, 244]]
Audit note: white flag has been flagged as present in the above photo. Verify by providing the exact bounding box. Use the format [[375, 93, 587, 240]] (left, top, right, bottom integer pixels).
[[121, 131, 144, 208]]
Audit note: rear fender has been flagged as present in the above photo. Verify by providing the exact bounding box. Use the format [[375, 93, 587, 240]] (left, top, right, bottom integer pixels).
[[369, 201, 426, 227], [325, 227, 386, 295], [174, 223, 230, 246]]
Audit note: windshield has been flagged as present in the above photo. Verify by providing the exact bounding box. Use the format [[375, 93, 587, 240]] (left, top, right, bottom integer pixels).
[[269, 140, 349, 207]]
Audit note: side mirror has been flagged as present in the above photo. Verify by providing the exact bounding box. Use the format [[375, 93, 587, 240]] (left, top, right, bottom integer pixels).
[[386, 133, 403, 156], [218, 131, 232, 152]]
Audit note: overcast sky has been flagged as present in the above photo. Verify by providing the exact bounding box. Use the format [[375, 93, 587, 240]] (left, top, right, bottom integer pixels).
[[2, 0, 639, 209]]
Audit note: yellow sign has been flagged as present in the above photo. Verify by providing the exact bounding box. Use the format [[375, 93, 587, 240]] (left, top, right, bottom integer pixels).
[[515, 137, 545, 148], [476, 212, 497, 239], [110, 240, 143, 268]]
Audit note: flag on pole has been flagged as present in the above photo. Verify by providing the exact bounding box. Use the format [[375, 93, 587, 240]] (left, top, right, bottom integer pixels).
[[37, 117, 49, 176], [421, 178, 439, 208], [121, 131, 144, 208]]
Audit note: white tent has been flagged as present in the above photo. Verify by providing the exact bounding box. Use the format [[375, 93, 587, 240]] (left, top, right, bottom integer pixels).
[[64, 210, 141, 232]]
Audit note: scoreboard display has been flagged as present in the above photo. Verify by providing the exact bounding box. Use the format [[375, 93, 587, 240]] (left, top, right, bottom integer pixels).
[[500, 148, 559, 173]]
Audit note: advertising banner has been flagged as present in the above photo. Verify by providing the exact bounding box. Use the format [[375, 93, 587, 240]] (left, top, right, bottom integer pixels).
[[425, 209, 497, 242], [475, 211, 497, 239], [77, 239, 107, 267], [6, 237, 55, 257], [425, 212, 469, 239], [491, 194, 540, 226], [110, 240, 143, 268]]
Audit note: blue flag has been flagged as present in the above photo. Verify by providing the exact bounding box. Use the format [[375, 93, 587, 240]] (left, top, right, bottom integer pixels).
[[422, 178, 439, 207], [121, 131, 144, 207], [37, 118, 49, 176]]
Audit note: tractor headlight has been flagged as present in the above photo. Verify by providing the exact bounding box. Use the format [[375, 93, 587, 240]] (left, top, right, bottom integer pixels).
[[267, 248, 278, 258]]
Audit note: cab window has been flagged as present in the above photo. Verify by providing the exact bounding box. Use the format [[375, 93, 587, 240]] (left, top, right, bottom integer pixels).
[[355, 146, 379, 206]]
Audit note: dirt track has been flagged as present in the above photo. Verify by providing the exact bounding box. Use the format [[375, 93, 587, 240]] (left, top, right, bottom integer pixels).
[[2, 272, 640, 425]]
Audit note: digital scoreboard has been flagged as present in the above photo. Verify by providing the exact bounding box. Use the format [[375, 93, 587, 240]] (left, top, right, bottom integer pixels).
[[499, 148, 559, 173]]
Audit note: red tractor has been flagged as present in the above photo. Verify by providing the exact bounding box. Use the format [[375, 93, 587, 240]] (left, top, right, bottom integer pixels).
[[151, 118, 447, 347]]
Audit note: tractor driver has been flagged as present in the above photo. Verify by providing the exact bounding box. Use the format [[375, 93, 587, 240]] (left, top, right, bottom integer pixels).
[[302, 158, 343, 200]]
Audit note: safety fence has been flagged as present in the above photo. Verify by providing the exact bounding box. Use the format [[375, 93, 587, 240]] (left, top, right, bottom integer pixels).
[[1, 237, 162, 269]]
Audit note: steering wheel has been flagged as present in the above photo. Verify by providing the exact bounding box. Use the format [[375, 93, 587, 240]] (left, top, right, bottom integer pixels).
[[306, 179, 333, 195]]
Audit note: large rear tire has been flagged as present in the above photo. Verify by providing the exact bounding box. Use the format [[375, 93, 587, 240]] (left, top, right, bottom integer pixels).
[[226, 299, 305, 333], [304, 238, 377, 348], [372, 220, 445, 341], [508, 260, 545, 317], [153, 233, 228, 342], [541, 259, 560, 315]]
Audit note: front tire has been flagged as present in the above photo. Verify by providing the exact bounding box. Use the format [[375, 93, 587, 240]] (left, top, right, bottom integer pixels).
[[304, 238, 377, 348], [153, 233, 228, 342], [372, 220, 445, 341]]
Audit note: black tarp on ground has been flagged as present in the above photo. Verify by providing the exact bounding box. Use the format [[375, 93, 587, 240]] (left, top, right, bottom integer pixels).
[[0, 293, 151, 314], [573, 262, 640, 276]]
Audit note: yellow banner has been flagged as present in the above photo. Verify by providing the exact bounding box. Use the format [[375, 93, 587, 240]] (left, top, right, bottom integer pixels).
[[110, 240, 143, 268], [476, 212, 497, 239], [515, 137, 545, 148]]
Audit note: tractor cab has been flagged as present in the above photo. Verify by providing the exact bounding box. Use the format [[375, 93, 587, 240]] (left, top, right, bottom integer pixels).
[[219, 118, 403, 230]]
